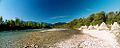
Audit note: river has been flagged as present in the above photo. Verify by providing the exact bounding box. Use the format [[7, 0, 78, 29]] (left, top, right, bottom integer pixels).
[[0, 29, 78, 48], [0, 29, 42, 48], [1, 29, 119, 48]]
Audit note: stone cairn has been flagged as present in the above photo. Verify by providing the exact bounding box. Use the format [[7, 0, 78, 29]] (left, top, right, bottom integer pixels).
[[78, 25, 87, 30], [111, 22, 120, 30], [98, 22, 109, 30], [88, 25, 94, 30], [78, 22, 120, 31], [94, 24, 99, 29]]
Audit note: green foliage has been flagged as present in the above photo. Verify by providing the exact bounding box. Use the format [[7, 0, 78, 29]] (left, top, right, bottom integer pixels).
[[54, 11, 120, 29], [106, 11, 115, 24], [26, 21, 33, 26], [1, 11, 120, 30], [15, 18, 21, 26], [0, 16, 3, 24], [0, 16, 52, 31]]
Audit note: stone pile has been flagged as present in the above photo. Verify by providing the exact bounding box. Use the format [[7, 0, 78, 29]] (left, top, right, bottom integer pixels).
[[94, 24, 99, 29], [78, 25, 87, 30], [52, 32, 119, 48], [98, 22, 109, 30], [88, 25, 94, 30], [78, 22, 120, 31], [111, 22, 120, 30]]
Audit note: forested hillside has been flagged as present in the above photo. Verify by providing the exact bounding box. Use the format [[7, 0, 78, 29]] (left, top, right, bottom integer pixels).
[[54, 11, 120, 29], [1, 11, 120, 31], [0, 17, 52, 31]]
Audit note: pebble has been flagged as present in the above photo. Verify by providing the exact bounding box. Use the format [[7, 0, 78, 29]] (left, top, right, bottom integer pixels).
[[51, 33, 120, 48]]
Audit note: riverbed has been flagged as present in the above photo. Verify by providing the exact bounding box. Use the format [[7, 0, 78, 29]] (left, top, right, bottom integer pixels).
[[0, 29, 80, 48], [0, 29, 43, 48], [1, 29, 120, 48]]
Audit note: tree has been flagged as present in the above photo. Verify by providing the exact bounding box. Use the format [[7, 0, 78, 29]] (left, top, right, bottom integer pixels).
[[0, 16, 3, 24], [26, 21, 33, 27], [91, 11, 106, 25], [0, 16, 52, 31], [7, 19, 15, 27], [87, 14, 95, 22], [15, 18, 21, 26]]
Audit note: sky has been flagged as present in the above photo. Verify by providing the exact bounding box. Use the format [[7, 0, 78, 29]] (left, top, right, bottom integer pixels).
[[0, 0, 120, 23]]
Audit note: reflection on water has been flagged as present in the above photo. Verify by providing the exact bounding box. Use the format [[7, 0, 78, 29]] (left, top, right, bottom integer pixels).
[[0, 29, 42, 48]]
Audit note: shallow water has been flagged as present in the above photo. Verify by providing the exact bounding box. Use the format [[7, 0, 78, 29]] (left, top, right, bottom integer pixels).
[[0, 29, 42, 48]]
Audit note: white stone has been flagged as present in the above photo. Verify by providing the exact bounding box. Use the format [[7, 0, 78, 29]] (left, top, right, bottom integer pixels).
[[111, 22, 120, 30], [88, 25, 94, 30], [78, 25, 88, 30], [94, 24, 99, 29], [98, 22, 109, 30]]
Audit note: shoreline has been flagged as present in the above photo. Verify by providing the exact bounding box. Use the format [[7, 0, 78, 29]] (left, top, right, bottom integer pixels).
[[0, 29, 81, 48], [52, 29, 120, 48], [1, 28, 120, 48], [0, 28, 70, 32]]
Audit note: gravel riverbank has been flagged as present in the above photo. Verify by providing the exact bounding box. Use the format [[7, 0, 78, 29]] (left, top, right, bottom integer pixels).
[[52, 34, 112, 48], [52, 29, 120, 48], [0, 29, 81, 48], [0, 29, 120, 48]]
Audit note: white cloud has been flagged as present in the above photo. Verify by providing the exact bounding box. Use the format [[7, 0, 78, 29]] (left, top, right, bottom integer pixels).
[[50, 16, 66, 19], [85, 8, 93, 11]]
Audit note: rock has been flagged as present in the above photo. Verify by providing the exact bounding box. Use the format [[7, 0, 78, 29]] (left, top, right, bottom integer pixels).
[[88, 25, 95, 30], [111, 22, 120, 30], [94, 24, 99, 29], [52, 33, 119, 48], [31, 44, 35, 47], [34, 45, 38, 48], [78, 25, 87, 30], [98, 22, 109, 30], [24, 46, 30, 48], [24, 44, 38, 48]]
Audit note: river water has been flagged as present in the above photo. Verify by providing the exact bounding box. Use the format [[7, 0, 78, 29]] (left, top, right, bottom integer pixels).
[[0, 29, 42, 48]]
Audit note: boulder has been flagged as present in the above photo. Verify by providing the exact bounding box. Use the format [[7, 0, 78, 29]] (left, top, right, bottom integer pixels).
[[78, 27, 83, 30], [98, 22, 109, 30], [94, 24, 99, 29], [84, 25, 88, 29], [88, 25, 95, 30], [111, 22, 120, 30], [78, 25, 87, 30]]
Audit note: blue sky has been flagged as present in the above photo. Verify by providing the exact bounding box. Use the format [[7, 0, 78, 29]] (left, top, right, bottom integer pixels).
[[0, 0, 120, 23]]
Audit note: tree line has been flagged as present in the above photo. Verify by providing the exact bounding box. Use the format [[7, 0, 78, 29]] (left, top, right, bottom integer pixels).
[[54, 11, 120, 29], [1, 11, 120, 31], [0, 16, 52, 31]]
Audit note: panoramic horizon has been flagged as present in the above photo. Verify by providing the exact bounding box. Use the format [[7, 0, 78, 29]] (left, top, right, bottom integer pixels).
[[0, 0, 120, 23], [1, 0, 120, 48]]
